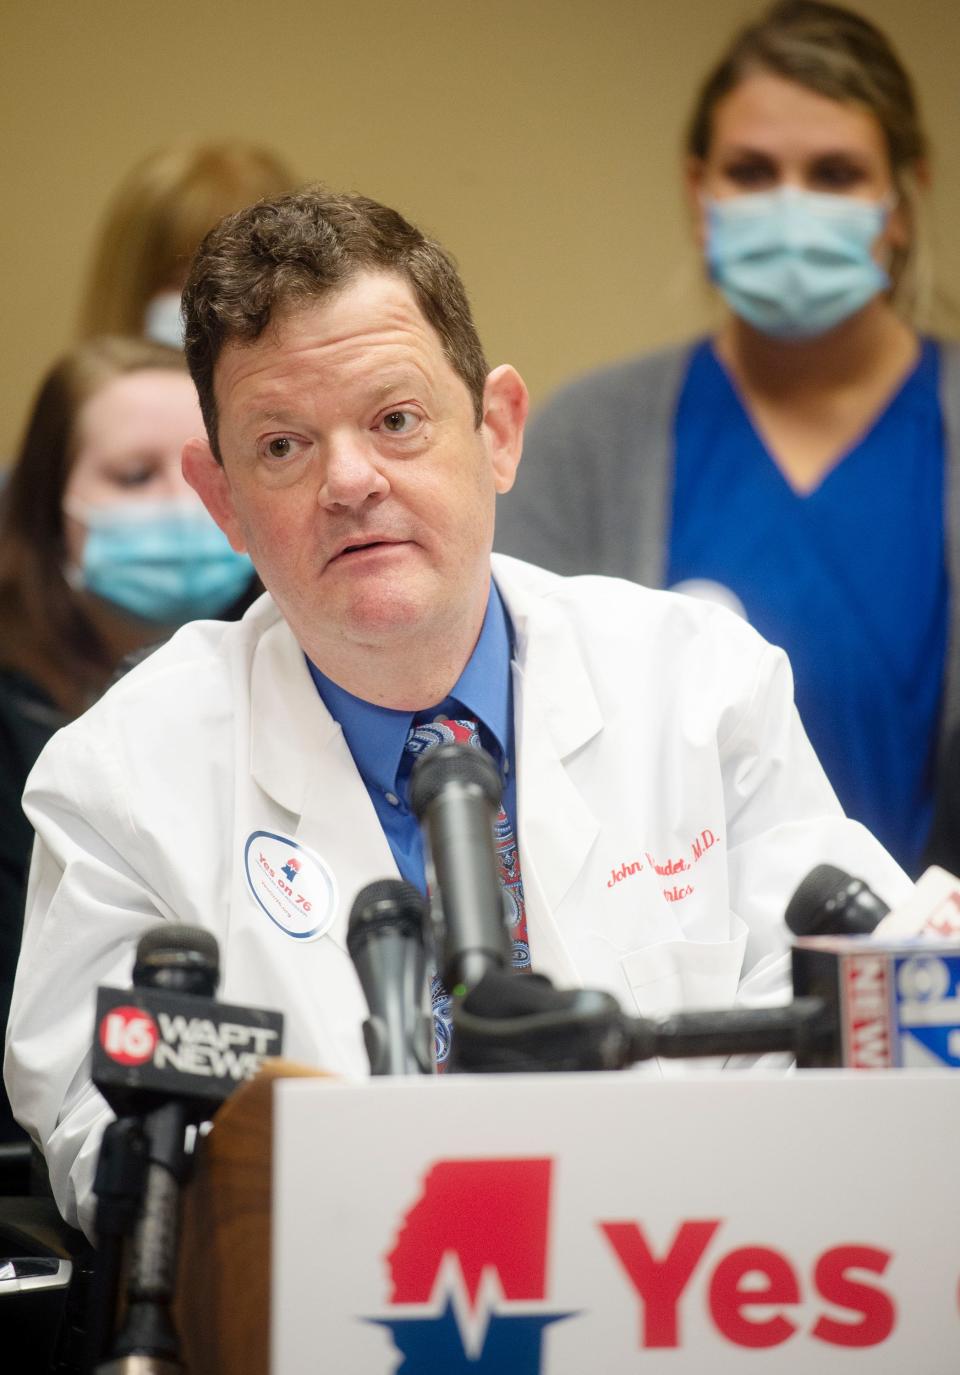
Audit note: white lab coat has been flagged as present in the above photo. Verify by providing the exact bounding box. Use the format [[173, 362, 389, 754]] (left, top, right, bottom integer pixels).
[[4, 555, 910, 1235]]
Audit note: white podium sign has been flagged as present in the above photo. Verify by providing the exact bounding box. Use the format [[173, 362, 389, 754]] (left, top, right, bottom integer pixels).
[[272, 1072, 959, 1373]]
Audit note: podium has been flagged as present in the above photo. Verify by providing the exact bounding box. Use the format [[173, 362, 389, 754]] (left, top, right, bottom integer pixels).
[[177, 1066, 960, 1373]]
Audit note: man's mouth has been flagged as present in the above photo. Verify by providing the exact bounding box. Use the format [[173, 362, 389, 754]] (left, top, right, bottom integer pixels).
[[330, 538, 402, 563]]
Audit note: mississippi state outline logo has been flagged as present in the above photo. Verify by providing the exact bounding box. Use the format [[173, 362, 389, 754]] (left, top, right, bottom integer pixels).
[[367, 1157, 573, 1371]]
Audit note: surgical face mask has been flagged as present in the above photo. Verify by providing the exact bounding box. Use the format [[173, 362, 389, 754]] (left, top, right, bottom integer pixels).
[[66, 499, 254, 625], [143, 291, 186, 349], [705, 186, 891, 340]]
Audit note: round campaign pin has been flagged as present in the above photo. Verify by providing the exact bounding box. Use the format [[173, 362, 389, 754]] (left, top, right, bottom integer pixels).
[[244, 832, 337, 941]]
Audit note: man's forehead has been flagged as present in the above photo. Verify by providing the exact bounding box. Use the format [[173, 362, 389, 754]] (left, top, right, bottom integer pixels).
[[223, 273, 434, 361], [212, 271, 446, 405]]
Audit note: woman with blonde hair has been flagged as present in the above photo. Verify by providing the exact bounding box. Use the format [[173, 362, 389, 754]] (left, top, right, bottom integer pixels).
[[77, 139, 296, 347], [498, 0, 959, 875]]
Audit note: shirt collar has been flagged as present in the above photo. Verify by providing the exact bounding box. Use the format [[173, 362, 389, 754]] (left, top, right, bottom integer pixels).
[[306, 579, 513, 799]]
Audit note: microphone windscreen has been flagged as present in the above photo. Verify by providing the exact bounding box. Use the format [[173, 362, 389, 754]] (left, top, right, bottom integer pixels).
[[409, 742, 501, 818], [133, 923, 220, 995], [785, 865, 889, 937], [347, 879, 427, 955]]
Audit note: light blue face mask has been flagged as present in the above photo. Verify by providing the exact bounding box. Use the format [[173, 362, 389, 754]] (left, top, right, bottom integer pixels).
[[705, 186, 892, 340], [69, 500, 254, 625], [143, 291, 186, 350]]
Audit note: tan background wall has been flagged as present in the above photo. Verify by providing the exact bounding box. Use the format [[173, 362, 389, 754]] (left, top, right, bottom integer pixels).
[[2, 0, 958, 463]]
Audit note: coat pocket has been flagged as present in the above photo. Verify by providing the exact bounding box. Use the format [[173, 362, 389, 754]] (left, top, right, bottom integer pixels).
[[618, 914, 748, 1017]]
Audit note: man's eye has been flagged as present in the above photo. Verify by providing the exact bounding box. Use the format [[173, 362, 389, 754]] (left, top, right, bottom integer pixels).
[[266, 437, 293, 458], [381, 410, 417, 434]]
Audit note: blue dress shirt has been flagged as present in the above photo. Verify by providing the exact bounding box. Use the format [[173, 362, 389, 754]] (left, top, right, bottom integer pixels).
[[306, 580, 516, 893]]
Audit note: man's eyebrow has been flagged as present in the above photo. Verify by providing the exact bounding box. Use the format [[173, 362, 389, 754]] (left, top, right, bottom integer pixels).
[[228, 366, 435, 428], [369, 370, 429, 399], [234, 404, 294, 430]]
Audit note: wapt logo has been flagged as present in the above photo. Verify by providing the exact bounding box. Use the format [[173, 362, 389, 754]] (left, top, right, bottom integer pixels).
[[368, 1157, 573, 1371]]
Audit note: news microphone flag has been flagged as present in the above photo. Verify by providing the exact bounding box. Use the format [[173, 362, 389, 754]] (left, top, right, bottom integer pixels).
[[873, 865, 960, 940], [92, 984, 284, 1115], [791, 935, 960, 1069]]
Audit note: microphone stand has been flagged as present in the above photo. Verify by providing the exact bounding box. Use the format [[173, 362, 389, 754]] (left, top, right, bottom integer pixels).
[[450, 967, 834, 1073], [85, 1117, 148, 1372], [87, 924, 223, 1374], [89, 1101, 192, 1375]]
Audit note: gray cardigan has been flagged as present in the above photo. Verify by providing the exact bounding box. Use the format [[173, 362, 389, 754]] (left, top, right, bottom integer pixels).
[[495, 340, 960, 752]]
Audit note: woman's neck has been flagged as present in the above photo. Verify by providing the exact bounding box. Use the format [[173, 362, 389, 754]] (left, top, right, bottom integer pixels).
[[716, 299, 918, 401], [712, 301, 922, 494]]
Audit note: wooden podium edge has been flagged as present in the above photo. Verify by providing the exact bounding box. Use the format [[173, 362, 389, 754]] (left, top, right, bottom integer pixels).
[[176, 1058, 327, 1375]]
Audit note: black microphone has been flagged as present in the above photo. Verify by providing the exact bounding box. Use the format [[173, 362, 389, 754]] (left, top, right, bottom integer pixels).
[[348, 879, 434, 1076], [410, 742, 511, 993], [785, 866, 897, 1069], [90, 925, 283, 1373], [133, 924, 219, 995], [93, 928, 283, 1117], [785, 864, 890, 937], [787, 867, 960, 1069]]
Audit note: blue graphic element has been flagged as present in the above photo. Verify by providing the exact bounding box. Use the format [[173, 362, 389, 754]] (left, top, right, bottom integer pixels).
[[894, 951, 960, 1066], [281, 861, 299, 883], [902, 1023, 960, 1066], [371, 1298, 574, 1372]]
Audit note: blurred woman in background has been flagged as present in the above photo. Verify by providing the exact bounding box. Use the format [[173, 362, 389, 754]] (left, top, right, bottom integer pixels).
[[0, 139, 294, 1144], [497, 0, 959, 875], [0, 338, 256, 1139], [77, 139, 296, 348]]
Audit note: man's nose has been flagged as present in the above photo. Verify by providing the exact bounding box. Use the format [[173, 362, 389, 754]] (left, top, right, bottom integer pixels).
[[318, 436, 389, 510]]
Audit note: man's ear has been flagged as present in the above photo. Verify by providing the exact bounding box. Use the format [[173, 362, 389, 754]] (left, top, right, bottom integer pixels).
[[182, 438, 248, 553], [481, 365, 529, 495]]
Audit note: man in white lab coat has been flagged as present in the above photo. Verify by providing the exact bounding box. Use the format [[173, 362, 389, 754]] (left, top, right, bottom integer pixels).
[[5, 189, 909, 1237]]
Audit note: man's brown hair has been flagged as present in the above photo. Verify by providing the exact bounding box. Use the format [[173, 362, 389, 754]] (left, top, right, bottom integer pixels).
[[182, 186, 489, 458]]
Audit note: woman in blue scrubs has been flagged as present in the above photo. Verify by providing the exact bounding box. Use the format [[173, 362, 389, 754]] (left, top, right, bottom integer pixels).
[[497, 0, 959, 875]]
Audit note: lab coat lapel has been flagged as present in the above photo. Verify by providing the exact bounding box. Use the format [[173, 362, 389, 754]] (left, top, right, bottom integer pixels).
[[498, 567, 603, 986], [249, 616, 335, 817], [248, 616, 397, 952]]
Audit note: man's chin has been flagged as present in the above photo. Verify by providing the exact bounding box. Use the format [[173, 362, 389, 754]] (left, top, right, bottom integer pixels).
[[330, 590, 431, 646]]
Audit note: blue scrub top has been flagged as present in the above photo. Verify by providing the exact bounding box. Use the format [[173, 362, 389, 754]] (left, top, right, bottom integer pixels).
[[667, 338, 947, 874]]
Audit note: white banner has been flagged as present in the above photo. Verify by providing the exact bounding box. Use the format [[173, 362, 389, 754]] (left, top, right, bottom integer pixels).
[[272, 1071, 960, 1373]]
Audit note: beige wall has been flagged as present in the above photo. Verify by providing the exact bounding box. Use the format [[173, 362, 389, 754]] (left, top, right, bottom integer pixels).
[[2, 0, 958, 462]]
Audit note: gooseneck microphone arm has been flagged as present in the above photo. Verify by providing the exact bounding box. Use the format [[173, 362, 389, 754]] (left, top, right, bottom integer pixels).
[[450, 968, 832, 1073]]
